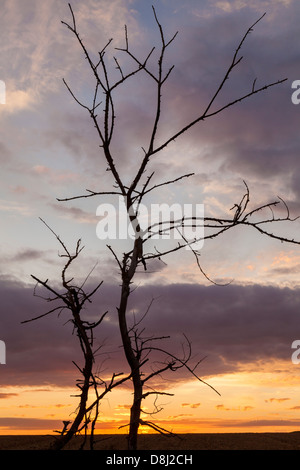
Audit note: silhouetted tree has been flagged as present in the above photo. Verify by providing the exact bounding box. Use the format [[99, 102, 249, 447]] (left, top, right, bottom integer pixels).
[[31, 4, 300, 450], [23, 219, 131, 450]]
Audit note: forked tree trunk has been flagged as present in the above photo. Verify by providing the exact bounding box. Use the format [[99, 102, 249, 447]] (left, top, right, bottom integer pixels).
[[118, 238, 143, 450]]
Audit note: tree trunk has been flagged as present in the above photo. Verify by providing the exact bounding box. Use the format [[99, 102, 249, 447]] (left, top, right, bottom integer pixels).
[[118, 241, 142, 450], [50, 311, 94, 450], [128, 374, 143, 450]]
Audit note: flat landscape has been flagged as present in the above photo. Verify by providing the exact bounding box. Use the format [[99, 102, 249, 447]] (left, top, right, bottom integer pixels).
[[1, 432, 300, 450]]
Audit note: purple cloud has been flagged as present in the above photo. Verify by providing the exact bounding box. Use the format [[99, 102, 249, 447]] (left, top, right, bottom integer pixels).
[[1, 277, 299, 388]]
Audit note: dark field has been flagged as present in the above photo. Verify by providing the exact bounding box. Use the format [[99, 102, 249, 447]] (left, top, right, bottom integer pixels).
[[1, 432, 300, 450]]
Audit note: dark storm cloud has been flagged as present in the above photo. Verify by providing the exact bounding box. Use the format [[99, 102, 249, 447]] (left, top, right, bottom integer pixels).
[[0, 277, 85, 387], [127, 282, 300, 376], [0, 277, 125, 388], [1, 277, 300, 388]]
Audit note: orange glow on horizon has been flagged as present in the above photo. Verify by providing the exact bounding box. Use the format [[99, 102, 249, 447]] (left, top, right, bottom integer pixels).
[[1, 359, 300, 436]]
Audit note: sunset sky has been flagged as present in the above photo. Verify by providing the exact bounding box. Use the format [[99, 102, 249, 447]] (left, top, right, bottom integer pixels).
[[1, 0, 300, 436]]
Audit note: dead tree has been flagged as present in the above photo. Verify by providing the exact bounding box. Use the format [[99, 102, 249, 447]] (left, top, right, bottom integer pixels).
[[23, 218, 131, 450], [117, 306, 220, 441], [56, 4, 300, 450]]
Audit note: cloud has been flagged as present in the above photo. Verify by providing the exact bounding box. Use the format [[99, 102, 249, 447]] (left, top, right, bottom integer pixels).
[[0, 278, 82, 387], [0, 393, 19, 399], [216, 404, 229, 410], [1, 2, 66, 112], [1, 0, 298, 225], [271, 264, 300, 275], [138, 0, 300, 208], [32, 165, 80, 184], [49, 202, 97, 224], [213, 0, 294, 14], [265, 398, 291, 403], [127, 282, 300, 376], [182, 403, 201, 409], [138, 415, 300, 432], [220, 419, 300, 428], [0, 200, 33, 217], [0, 417, 61, 431], [1, 0, 300, 424], [1, 277, 300, 389], [216, 404, 254, 411], [11, 249, 44, 262], [167, 414, 193, 419], [9, 185, 27, 195], [0, 142, 12, 164], [4, 88, 35, 114]]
